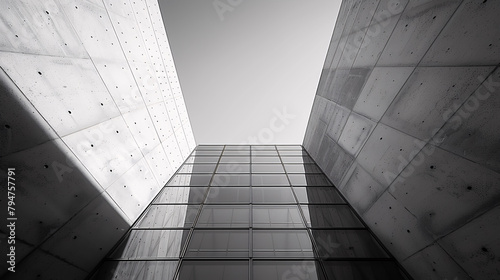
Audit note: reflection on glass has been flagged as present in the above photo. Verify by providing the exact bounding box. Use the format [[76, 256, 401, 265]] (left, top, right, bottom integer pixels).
[[185, 156, 220, 164], [219, 156, 250, 164], [110, 230, 188, 259], [90, 261, 178, 280], [284, 164, 322, 174], [186, 230, 249, 257], [225, 145, 250, 151], [216, 163, 250, 173], [223, 150, 250, 156], [197, 205, 250, 228], [252, 187, 296, 204], [251, 156, 281, 163], [276, 145, 303, 151], [253, 230, 314, 257], [135, 205, 199, 228], [253, 206, 304, 228], [167, 174, 212, 186], [251, 164, 284, 173], [205, 187, 250, 204], [288, 174, 331, 186], [301, 205, 363, 228], [294, 187, 345, 204], [178, 164, 216, 174], [311, 230, 389, 258], [252, 174, 289, 186], [252, 150, 278, 156], [323, 261, 407, 280], [178, 261, 248, 280], [252, 146, 276, 150], [278, 150, 308, 156], [253, 261, 324, 280], [154, 187, 208, 204], [211, 174, 250, 186], [280, 156, 314, 164]]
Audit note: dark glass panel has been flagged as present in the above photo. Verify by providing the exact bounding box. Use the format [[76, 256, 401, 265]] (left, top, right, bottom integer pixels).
[[284, 164, 322, 174], [252, 174, 289, 186], [219, 156, 250, 164], [251, 156, 281, 163], [223, 150, 250, 156], [110, 230, 189, 259], [135, 205, 199, 228], [197, 205, 250, 228], [178, 261, 248, 280], [281, 156, 315, 164], [252, 187, 296, 204], [253, 230, 314, 258], [288, 174, 332, 186], [252, 150, 278, 156], [185, 230, 249, 257], [251, 164, 285, 173], [216, 163, 250, 173], [167, 174, 212, 186], [294, 187, 345, 204], [253, 205, 304, 228], [252, 261, 325, 280], [211, 174, 250, 186], [205, 187, 251, 204]]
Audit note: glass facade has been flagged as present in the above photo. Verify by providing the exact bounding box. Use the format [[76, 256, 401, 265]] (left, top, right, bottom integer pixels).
[[90, 145, 410, 279]]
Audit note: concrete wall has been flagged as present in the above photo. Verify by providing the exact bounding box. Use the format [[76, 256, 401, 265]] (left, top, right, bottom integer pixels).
[[0, 0, 195, 279], [304, 0, 500, 279]]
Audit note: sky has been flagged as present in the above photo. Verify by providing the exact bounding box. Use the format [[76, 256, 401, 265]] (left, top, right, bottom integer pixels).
[[159, 0, 341, 144]]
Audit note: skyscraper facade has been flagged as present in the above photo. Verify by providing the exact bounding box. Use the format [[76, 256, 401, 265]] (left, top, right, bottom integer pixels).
[[90, 145, 410, 279]]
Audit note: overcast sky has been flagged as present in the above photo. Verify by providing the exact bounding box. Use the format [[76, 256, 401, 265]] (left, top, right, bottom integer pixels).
[[159, 0, 341, 144]]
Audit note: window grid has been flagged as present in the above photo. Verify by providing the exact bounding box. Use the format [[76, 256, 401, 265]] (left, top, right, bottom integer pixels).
[[91, 145, 410, 280]]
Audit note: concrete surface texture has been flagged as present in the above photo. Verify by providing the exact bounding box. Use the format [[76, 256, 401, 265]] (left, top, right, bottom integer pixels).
[[0, 0, 195, 278], [303, 0, 500, 279]]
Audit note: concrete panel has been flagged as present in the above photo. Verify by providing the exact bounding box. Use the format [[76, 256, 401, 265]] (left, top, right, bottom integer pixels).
[[439, 205, 500, 280], [0, 0, 87, 58], [0, 139, 102, 246], [149, 102, 174, 142], [378, 0, 461, 66], [304, 119, 327, 159], [0, 235, 34, 277], [339, 163, 386, 214], [338, 112, 376, 156], [144, 143, 174, 186], [122, 106, 161, 155], [363, 191, 434, 260], [437, 68, 500, 173], [0, 52, 121, 137], [422, 0, 500, 66], [352, 0, 408, 68], [40, 192, 131, 272], [402, 243, 470, 280], [62, 117, 142, 189], [163, 134, 184, 171], [356, 123, 423, 188], [381, 66, 493, 140], [0, 68, 57, 156], [165, 98, 183, 132], [1, 249, 87, 280], [317, 136, 354, 186], [325, 102, 351, 141], [106, 158, 160, 221], [330, 1, 362, 70], [325, 68, 372, 110], [353, 66, 413, 121], [389, 145, 500, 237]]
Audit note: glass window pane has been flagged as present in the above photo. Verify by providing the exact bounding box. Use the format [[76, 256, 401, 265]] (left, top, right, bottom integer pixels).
[[216, 163, 250, 173], [185, 230, 249, 257], [191, 150, 222, 156], [167, 174, 212, 186], [110, 230, 189, 259], [225, 145, 250, 150], [223, 150, 250, 156], [251, 164, 284, 173], [276, 145, 304, 151], [288, 174, 332, 186], [90, 261, 178, 280], [219, 156, 250, 164], [154, 187, 208, 204], [311, 230, 389, 258], [196, 145, 224, 151], [323, 261, 407, 280], [252, 150, 278, 156], [251, 156, 281, 163], [252, 174, 289, 186], [253, 206, 304, 228], [211, 174, 250, 186], [281, 156, 315, 164], [178, 261, 248, 280], [253, 230, 314, 258], [252, 146, 276, 150], [284, 164, 322, 174], [205, 187, 251, 204], [252, 261, 324, 280], [294, 187, 345, 204], [135, 205, 199, 228], [185, 156, 220, 164], [252, 187, 296, 204], [278, 150, 309, 156], [301, 205, 363, 228], [178, 164, 216, 174], [197, 205, 250, 228]]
